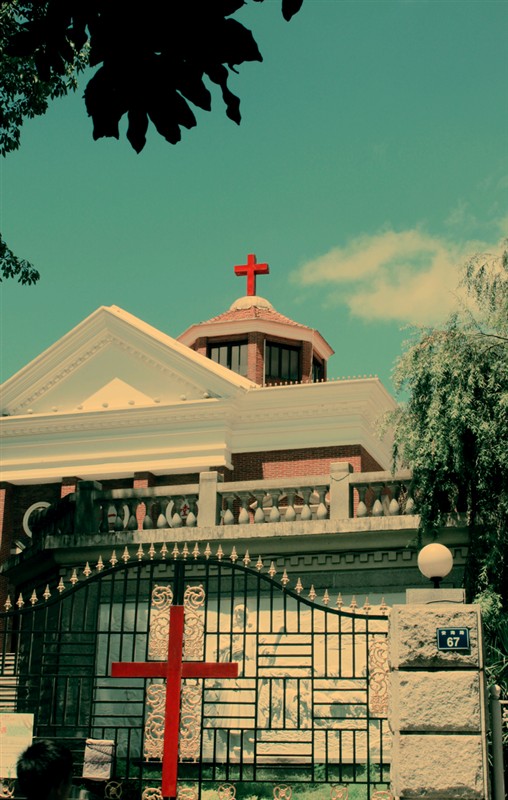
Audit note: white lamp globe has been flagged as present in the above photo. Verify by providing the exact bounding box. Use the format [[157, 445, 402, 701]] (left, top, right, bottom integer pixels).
[[417, 543, 454, 586]]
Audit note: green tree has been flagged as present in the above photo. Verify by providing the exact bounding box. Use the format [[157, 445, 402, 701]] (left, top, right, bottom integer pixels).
[[388, 244, 508, 691], [0, 0, 304, 283]]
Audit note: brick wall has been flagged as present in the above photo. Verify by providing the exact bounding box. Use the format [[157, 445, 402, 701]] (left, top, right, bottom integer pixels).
[[230, 445, 382, 481]]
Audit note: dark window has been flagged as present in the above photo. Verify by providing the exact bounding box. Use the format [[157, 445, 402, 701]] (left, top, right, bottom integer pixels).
[[312, 357, 325, 382], [265, 342, 301, 383], [208, 341, 248, 376]]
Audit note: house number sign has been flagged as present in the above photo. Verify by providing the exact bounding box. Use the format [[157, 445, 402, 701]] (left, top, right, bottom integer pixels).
[[436, 628, 470, 651]]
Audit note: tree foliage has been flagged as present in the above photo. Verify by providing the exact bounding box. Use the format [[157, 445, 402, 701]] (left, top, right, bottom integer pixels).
[[0, 0, 304, 283], [389, 245, 508, 689]]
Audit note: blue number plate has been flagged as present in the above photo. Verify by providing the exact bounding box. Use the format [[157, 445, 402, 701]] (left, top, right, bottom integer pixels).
[[436, 628, 470, 650]]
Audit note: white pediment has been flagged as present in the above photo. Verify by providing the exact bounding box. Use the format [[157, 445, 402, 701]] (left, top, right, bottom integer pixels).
[[1, 305, 255, 417]]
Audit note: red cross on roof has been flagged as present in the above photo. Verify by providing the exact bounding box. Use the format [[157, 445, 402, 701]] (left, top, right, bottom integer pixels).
[[112, 605, 238, 799], [234, 253, 269, 296]]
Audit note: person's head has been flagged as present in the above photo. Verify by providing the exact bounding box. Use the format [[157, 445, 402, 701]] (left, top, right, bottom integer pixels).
[[17, 740, 73, 800]]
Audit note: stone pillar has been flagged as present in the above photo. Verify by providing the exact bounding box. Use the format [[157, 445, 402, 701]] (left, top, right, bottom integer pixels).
[[388, 599, 489, 799], [198, 471, 223, 527], [61, 476, 81, 498], [75, 481, 103, 535], [328, 461, 353, 519]]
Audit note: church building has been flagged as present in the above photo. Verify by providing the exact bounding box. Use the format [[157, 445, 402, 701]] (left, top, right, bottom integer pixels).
[[0, 254, 467, 610]]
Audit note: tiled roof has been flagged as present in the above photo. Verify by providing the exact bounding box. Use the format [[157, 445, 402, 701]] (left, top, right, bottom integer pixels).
[[202, 305, 312, 330]]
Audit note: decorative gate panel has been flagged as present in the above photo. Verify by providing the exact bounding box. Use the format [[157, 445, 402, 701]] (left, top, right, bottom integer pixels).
[[0, 548, 391, 800]]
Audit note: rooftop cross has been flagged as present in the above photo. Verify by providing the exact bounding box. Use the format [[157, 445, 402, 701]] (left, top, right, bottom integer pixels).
[[111, 605, 238, 799], [234, 253, 269, 296]]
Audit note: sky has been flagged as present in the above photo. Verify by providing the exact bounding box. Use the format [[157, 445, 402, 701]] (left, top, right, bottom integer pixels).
[[1, 0, 507, 392]]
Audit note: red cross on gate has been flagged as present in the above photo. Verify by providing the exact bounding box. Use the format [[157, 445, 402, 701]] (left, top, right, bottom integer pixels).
[[111, 605, 238, 799], [234, 253, 269, 296]]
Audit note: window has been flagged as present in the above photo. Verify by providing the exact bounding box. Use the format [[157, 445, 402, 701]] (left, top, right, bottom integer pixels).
[[312, 357, 325, 382], [265, 342, 301, 383], [208, 341, 248, 376]]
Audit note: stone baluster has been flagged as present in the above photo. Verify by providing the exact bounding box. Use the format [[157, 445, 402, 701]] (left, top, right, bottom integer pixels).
[[185, 497, 197, 527], [171, 497, 183, 528], [114, 501, 125, 531], [284, 489, 297, 522], [371, 485, 384, 517], [300, 488, 312, 521], [222, 494, 235, 526], [315, 486, 328, 520], [142, 497, 155, 529], [253, 492, 266, 524], [236, 492, 252, 525], [126, 499, 138, 530], [157, 499, 169, 529], [356, 486, 368, 518], [268, 491, 281, 523], [404, 482, 416, 514], [388, 483, 401, 515]]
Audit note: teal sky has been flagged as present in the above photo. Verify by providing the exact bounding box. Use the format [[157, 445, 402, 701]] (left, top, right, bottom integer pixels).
[[1, 0, 507, 391]]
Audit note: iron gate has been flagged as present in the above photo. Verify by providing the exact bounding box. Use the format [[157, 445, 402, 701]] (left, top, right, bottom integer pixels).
[[0, 546, 391, 800]]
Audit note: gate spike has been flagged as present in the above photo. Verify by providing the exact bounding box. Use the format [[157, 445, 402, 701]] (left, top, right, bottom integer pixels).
[[379, 597, 388, 615], [308, 585, 316, 601], [110, 550, 118, 567], [192, 543, 200, 560], [295, 578, 303, 594], [323, 589, 330, 605], [281, 569, 289, 586], [204, 543, 212, 559], [216, 544, 224, 561], [336, 593, 343, 609], [70, 568, 78, 585], [57, 578, 65, 593], [148, 543, 156, 560], [30, 590, 37, 606], [96, 555, 104, 572], [363, 596, 371, 613], [83, 562, 92, 577], [4, 595, 12, 610], [243, 549, 251, 566], [137, 544, 144, 561], [122, 547, 130, 563], [350, 595, 358, 612], [160, 542, 168, 559], [269, 561, 277, 578], [256, 556, 263, 571], [17, 593, 24, 609], [230, 546, 238, 563], [182, 543, 189, 560], [43, 585, 51, 601], [172, 543, 180, 559]]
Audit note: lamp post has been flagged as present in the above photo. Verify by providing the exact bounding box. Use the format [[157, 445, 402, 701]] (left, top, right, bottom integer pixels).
[[417, 542, 453, 588]]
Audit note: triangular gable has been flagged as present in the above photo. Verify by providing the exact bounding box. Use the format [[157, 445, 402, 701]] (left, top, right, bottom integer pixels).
[[1, 305, 255, 416]]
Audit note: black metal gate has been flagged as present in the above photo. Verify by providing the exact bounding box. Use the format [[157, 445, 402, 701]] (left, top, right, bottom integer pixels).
[[0, 546, 391, 800]]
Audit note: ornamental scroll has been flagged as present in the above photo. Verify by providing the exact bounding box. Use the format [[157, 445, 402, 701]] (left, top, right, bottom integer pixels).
[[144, 585, 205, 760], [368, 636, 389, 716]]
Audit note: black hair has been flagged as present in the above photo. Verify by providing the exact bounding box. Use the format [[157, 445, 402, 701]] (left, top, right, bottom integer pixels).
[[17, 740, 73, 800]]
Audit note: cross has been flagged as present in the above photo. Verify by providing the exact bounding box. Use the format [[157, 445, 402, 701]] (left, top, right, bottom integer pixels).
[[234, 253, 269, 296], [111, 605, 238, 799]]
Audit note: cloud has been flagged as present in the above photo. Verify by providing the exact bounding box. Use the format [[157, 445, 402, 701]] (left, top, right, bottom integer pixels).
[[292, 229, 500, 326]]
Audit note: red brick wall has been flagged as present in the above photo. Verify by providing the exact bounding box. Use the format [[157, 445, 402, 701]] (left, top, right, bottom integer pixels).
[[230, 445, 381, 481]]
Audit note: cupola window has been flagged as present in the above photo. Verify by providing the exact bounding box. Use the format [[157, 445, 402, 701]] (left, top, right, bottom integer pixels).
[[208, 341, 248, 376], [265, 342, 300, 383]]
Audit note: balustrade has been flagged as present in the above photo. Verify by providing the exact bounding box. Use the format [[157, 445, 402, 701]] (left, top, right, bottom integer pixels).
[[22, 467, 421, 544], [350, 470, 416, 518]]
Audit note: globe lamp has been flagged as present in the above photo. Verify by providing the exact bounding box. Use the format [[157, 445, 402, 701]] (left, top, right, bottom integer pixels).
[[417, 543, 453, 588]]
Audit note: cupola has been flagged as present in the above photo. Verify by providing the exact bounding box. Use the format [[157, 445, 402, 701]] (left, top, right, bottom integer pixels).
[[177, 254, 334, 385]]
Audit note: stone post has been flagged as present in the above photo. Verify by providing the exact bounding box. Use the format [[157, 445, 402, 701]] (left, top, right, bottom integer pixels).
[[198, 471, 223, 527], [75, 480, 103, 535], [328, 461, 353, 519], [388, 595, 489, 799]]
